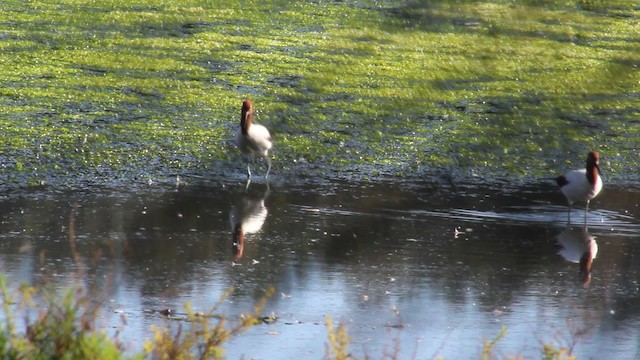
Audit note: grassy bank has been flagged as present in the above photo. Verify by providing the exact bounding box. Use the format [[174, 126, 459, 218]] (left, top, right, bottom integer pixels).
[[1, 0, 639, 188]]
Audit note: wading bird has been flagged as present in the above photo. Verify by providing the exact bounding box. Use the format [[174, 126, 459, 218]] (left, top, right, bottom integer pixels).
[[234, 99, 272, 179], [555, 151, 602, 222]]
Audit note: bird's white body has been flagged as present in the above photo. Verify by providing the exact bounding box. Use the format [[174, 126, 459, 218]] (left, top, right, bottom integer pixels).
[[557, 226, 598, 264], [556, 225, 598, 286], [234, 124, 272, 159], [234, 99, 272, 178], [559, 168, 602, 205], [229, 197, 268, 235]]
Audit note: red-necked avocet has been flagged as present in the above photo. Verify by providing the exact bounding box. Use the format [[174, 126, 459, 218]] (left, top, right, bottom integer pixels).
[[555, 151, 602, 221], [234, 99, 272, 179]]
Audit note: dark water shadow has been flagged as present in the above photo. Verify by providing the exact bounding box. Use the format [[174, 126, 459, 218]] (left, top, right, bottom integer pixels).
[[380, 0, 485, 34], [381, 0, 639, 41]]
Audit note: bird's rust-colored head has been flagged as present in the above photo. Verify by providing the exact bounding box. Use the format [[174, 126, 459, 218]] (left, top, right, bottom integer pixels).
[[240, 98, 254, 134], [586, 151, 601, 185], [586, 151, 599, 166]]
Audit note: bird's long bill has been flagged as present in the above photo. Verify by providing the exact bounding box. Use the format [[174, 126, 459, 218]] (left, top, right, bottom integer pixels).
[[596, 163, 602, 176], [240, 108, 249, 127]]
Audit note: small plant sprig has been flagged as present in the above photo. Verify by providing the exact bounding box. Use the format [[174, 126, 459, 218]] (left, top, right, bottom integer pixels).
[[324, 316, 354, 360], [0, 276, 125, 359], [144, 287, 275, 360]]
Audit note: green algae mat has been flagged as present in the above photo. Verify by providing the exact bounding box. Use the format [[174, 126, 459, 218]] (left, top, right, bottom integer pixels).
[[1, 0, 638, 188]]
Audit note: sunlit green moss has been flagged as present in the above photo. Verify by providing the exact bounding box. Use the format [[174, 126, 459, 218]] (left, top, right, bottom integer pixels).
[[0, 0, 638, 187]]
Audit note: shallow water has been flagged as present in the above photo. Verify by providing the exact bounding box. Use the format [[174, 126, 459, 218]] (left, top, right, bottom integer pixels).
[[1, 178, 640, 359]]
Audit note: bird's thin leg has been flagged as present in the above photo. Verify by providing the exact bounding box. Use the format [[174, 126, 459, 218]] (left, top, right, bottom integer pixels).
[[246, 158, 252, 179], [245, 178, 251, 190], [264, 156, 271, 179], [584, 201, 590, 226]]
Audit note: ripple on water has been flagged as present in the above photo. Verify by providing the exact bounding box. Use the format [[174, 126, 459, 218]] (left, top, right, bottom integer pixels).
[[402, 205, 640, 237]]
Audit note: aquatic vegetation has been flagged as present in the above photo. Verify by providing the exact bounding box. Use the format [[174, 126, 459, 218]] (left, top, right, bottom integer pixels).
[[325, 316, 352, 360], [480, 325, 507, 360], [323, 318, 581, 360], [0, 275, 272, 360], [0, 0, 638, 188], [143, 288, 273, 360], [0, 276, 126, 359]]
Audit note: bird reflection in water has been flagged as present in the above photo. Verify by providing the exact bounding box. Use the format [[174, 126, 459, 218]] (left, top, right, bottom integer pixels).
[[556, 225, 598, 287], [229, 183, 270, 260]]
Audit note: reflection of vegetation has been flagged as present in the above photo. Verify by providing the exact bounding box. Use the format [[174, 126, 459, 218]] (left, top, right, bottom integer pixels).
[[0, 0, 638, 186]]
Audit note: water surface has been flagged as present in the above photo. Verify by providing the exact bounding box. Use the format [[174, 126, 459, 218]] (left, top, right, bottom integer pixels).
[[1, 178, 639, 359]]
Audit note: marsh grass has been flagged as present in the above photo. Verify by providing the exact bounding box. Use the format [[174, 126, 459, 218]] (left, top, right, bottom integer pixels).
[[0, 0, 639, 187], [0, 275, 276, 360], [323, 317, 583, 360], [144, 288, 274, 360], [0, 263, 280, 360], [325, 316, 353, 360], [0, 276, 125, 359]]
